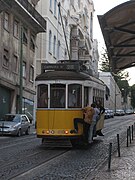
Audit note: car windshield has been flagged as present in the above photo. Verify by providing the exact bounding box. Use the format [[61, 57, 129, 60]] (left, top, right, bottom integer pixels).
[[0, 115, 20, 122]]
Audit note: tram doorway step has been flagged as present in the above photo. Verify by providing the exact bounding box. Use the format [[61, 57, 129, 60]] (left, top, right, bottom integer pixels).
[[42, 138, 72, 148]]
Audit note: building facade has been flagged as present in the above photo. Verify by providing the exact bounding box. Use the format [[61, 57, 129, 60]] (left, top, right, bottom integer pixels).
[[35, 0, 98, 76], [0, 0, 46, 119], [99, 72, 123, 111]]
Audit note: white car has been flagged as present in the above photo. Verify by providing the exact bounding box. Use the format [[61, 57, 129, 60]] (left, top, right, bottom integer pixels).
[[0, 114, 30, 136], [115, 109, 125, 116]]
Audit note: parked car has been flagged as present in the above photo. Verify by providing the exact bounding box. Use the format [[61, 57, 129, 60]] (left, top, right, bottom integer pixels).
[[0, 114, 30, 136], [105, 108, 110, 119], [125, 109, 134, 115], [115, 109, 125, 116], [108, 110, 114, 118]]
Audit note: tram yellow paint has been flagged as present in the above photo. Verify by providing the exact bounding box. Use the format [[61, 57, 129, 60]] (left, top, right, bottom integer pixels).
[[36, 109, 83, 136]]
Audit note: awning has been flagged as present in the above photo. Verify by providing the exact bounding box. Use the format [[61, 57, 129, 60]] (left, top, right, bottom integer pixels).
[[98, 1, 135, 73]]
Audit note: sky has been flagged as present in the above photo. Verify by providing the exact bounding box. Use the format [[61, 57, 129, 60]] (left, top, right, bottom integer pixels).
[[93, 0, 135, 86]]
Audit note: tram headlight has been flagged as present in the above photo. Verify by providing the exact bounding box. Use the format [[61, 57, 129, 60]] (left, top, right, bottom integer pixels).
[[46, 130, 50, 134], [51, 130, 54, 134], [42, 130, 45, 134], [65, 130, 69, 134]]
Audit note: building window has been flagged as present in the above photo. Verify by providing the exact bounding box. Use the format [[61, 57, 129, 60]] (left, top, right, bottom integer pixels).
[[49, 0, 52, 11], [29, 65, 34, 82], [64, 49, 67, 59], [23, 28, 28, 45], [90, 12, 93, 37], [78, 0, 80, 8], [53, 35, 56, 57], [22, 98, 34, 123], [13, 55, 18, 73], [57, 40, 60, 60], [3, 49, 9, 67], [23, 61, 26, 78], [54, 0, 57, 16], [13, 20, 19, 38], [30, 34, 36, 51], [3, 12, 9, 31], [49, 30, 52, 53], [70, 0, 74, 6], [58, 8, 61, 23]]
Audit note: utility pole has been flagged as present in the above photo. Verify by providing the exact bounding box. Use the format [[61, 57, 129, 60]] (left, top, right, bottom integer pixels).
[[114, 81, 116, 114], [19, 25, 23, 114]]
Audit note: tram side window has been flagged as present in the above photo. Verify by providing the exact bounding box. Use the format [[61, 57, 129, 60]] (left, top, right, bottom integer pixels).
[[50, 84, 66, 108], [84, 87, 89, 107], [37, 85, 48, 108], [68, 84, 82, 108]]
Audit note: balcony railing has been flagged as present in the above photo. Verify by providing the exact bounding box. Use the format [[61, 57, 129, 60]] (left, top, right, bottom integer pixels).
[[17, 0, 46, 30], [0, 0, 46, 32]]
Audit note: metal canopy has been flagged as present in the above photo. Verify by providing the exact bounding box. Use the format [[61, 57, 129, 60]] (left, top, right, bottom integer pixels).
[[98, 0, 135, 73]]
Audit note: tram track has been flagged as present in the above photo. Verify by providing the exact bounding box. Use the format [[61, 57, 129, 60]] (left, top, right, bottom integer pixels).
[[10, 149, 70, 180], [0, 145, 70, 180]]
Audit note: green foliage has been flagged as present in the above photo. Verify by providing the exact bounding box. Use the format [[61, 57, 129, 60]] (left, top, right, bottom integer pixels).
[[99, 48, 111, 72], [100, 47, 129, 85]]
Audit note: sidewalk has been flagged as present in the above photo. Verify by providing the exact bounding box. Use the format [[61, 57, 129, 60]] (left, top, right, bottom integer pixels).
[[88, 139, 135, 180]]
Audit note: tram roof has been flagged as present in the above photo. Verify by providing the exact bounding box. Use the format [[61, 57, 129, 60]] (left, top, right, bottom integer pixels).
[[98, 1, 135, 73], [35, 70, 104, 85]]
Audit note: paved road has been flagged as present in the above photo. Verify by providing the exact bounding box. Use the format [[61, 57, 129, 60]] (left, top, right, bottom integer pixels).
[[0, 115, 135, 179]]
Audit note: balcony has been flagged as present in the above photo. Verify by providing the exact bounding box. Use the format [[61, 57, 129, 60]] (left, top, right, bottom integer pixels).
[[0, 0, 46, 33]]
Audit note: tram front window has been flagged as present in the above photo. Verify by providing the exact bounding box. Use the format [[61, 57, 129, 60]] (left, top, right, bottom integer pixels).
[[50, 84, 65, 108], [37, 85, 48, 108], [68, 84, 82, 108]]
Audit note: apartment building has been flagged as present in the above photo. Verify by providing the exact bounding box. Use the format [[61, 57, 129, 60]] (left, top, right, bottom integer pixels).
[[99, 72, 123, 111], [35, 0, 65, 75], [35, 0, 98, 76], [0, 0, 46, 119]]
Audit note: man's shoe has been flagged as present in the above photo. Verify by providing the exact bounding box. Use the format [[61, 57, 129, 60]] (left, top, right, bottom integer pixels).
[[98, 132, 104, 136], [88, 140, 93, 144], [70, 129, 78, 134]]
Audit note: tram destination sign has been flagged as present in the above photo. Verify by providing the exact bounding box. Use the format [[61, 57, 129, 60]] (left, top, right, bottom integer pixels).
[[42, 63, 80, 72]]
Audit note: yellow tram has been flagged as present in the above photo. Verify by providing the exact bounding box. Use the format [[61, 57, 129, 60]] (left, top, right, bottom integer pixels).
[[35, 61, 105, 147]]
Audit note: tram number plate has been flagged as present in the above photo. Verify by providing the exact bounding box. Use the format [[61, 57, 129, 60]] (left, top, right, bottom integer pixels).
[[58, 130, 64, 134]]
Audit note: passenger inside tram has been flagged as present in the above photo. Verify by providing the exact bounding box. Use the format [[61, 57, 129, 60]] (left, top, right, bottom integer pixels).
[[37, 84, 48, 108], [38, 91, 48, 108], [68, 89, 76, 107]]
